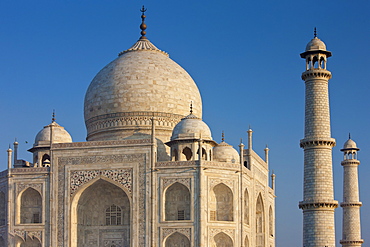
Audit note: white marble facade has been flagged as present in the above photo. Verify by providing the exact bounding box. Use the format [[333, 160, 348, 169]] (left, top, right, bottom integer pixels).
[[0, 14, 275, 247]]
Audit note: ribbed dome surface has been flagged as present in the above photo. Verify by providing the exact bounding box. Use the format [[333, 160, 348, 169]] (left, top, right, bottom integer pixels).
[[213, 141, 240, 163], [171, 114, 212, 141], [84, 39, 202, 142], [34, 121, 72, 146]]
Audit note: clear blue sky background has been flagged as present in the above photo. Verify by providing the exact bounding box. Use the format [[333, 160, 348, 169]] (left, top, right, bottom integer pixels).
[[0, 1, 369, 246]]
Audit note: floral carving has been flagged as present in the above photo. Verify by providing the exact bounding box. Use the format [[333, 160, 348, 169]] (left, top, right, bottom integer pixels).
[[70, 169, 132, 196], [210, 228, 234, 239], [210, 178, 233, 190], [27, 231, 42, 242], [16, 183, 42, 195], [162, 228, 191, 240], [162, 178, 191, 190]]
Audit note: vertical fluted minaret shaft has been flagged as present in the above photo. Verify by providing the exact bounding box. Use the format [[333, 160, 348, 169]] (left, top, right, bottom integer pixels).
[[299, 35, 338, 247], [340, 138, 363, 247]]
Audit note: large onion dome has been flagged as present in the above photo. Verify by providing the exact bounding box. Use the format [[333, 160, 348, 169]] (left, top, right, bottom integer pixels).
[[84, 13, 202, 142]]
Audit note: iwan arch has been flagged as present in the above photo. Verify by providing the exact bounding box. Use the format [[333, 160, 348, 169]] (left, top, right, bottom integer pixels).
[[0, 6, 363, 247]]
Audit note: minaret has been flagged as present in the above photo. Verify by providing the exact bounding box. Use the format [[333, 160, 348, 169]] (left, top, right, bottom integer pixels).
[[298, 30, 338, 247], [340, 136, 363, 247]]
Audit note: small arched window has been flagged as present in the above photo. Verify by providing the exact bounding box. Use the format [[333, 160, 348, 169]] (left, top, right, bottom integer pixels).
[[105, 204, 122, 226], [172, 148, 178, 161], [182, 147, 192, 161], [42, 154, 50, 167]]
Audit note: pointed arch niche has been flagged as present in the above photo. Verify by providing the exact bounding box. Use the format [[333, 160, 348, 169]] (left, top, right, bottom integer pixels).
[[165, 182, 190, 221], [18, 188, 42, 224], [244, 188, 249, 225], [256, 194, 265, 247], [209, 183, 233, 221], [165, 232, 190, 247], [214, 232, 233, 247], [70, 178, 131, 247]]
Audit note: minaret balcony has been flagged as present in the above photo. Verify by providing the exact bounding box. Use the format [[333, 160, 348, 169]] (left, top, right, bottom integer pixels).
[[302, 69, 332, 81]]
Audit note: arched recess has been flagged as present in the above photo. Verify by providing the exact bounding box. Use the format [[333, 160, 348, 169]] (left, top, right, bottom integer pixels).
[[70, 178, 131, 247], [209, 183, 233, 221], [20, 188, 42, 224], [244, 235, 249, 247], [165, 232, 190, 247], [0, 192, 5, 225], [244, 188, 249, 225], [182, 147, 192, 161], [41, 154, 50, 167], [256, 193, 265, 247], [269, 206, 274, 237], [165, 182, 190, 221], [18, 236, 41, 247], [172, 148, 178, 161], [214, 232, 233, 247]]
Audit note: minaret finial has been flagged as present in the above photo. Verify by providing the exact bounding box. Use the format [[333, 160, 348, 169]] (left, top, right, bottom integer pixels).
[[221, 131, 225, 142], [140, 5, 147, 39], [314, 27, 317, 38], [52, 109, 56, 123], [190, 101, 193, 114], [349, 133, 351, 139]]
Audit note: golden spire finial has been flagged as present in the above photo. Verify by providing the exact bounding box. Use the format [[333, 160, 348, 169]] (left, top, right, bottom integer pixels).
[[140, 5, 147, 40], [314, 27, 317, 38], [222, 131, 225, 142]]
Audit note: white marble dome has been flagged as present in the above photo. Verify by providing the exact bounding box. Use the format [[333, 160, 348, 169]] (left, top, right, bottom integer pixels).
[[343, 138, 358, 150], [305, 37, 327, 51], [171, 114, 212, 141], [213, 141, 240, 163], [34, 121, 72, 146], [84, 38, 202, 142]]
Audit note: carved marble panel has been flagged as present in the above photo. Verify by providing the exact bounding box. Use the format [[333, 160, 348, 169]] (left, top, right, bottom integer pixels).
[[16, 183, 42, 196], [162, 178, 191, 190], [162, 228, 191, 241], [209, 228, 234, 239], [210, 178, 234, 190], [70, 169, 132, 196]]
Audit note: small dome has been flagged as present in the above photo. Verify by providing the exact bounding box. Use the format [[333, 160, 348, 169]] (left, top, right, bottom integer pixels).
[[305, 37, 327, 52], [171, 114, 212, 141], [34, 121, 72, 146], [342, 138, 358, 150], [213, 141, 240, 163]]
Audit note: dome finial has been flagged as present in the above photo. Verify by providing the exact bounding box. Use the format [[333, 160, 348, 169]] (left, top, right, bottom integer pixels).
[[52, 109, 56, 123], [349, 132, 351, 139], [140, 5, 147, 40], [314, 27, 317, 38], [190, 101, 193, 114], [222, 131, 225, 142]]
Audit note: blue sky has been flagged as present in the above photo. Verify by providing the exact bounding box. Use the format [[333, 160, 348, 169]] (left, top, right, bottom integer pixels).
[[0, 1, 369, 246]]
